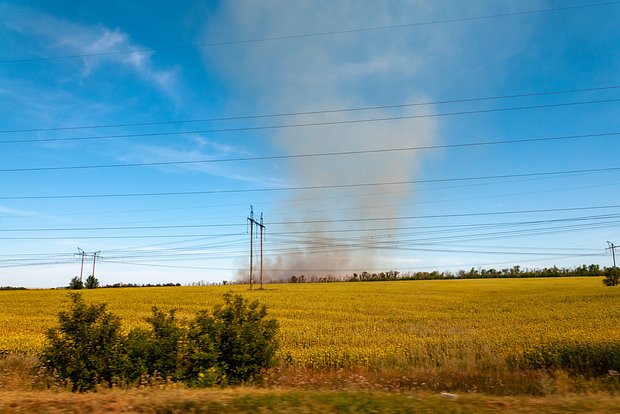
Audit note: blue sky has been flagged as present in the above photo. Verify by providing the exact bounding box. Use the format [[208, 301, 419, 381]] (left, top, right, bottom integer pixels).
[[1, 0, 619, 287]]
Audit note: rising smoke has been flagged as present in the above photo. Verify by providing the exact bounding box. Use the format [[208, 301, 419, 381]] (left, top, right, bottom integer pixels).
[[203, 1, 440, 281]]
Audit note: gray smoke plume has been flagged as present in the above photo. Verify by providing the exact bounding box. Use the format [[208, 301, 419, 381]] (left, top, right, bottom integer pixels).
[[201, 1, 497, 281], [200, 0, 540, 281]]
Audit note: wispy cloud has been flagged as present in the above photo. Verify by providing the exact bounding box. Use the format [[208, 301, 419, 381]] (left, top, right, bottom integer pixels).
[[1, 3, 179, 96], [0, 205, 38, 217], [115, 136, 286, 187]]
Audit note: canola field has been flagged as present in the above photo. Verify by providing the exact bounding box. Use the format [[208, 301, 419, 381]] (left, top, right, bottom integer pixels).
[[1, 278, 619, 371]]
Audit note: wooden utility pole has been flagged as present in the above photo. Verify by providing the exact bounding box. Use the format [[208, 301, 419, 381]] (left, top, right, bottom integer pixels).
[[77, 247, 85, 282], [247, 206, 266, 290], [92, 251, 101, 278], [607, 241, 617, 268], [248, 206, 255, 290], [259, 213, 265, 290]]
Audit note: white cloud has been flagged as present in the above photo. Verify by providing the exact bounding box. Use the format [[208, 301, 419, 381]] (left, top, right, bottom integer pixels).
[[0, 205, 38, 217], [115, 136, 286, 187], [2, 4, 179, 96]]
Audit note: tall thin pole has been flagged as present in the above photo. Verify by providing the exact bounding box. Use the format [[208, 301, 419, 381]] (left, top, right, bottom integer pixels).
[[608, 241, 617, 268], [247, 206, 266, 290], [259, 213, 264, 290], [78, 247, 85, 282], [248, 206, 254, 290], [92, 251, 100, 278]]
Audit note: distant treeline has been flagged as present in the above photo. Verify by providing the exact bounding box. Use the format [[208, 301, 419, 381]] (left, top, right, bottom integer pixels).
[[0, 286, 27, 291], [101, 282, 182, 288], [287, 264, 610, 283]]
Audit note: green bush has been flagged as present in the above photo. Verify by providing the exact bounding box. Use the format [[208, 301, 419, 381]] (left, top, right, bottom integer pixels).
[[85, 275, 100, 289], [126, 307, 186, 381], [68, 277, 83, 290], [39, 292, 279, 391], [187, 292, 279, 385], [39, 293, 127, 391], [603, 267, 620, 286], [513, 341, 620, 377]]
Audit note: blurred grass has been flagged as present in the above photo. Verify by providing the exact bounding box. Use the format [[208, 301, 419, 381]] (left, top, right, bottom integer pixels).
[[2, 389, 620, 413]]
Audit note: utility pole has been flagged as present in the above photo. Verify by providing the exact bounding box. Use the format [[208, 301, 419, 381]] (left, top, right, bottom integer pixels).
[[91, 251, 101, 278], [259, 213, 265, 290], [77, 247, 85, 282], [247, 206, 266, 290], [248, 206, 254, 290], [607, 241, 617, 268]]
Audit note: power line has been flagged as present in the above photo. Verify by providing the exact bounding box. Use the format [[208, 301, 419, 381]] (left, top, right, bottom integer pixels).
[[2, 204, 620, 232], [1, 166, 619, 200], [2, 85, 619, 134], [1, 213, 619, 243], [2, 97, 620, 145], [2, 131, 619, 173], [2, 1, 618, 64]]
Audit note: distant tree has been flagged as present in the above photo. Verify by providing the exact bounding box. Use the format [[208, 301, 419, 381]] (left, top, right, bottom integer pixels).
[[603, 267, 620, 287], [68, 276, 83, 290], [85, 275, 99, 289]]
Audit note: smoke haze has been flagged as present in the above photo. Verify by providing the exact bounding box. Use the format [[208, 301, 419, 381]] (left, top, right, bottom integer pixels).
[[202, 1, 536, 281]]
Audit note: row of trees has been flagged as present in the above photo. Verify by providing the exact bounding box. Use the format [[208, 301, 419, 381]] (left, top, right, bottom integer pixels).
[[68, 275, 99, 289], [349, 264, 609, 281], [287, 264, 619, 286], [68, 276, 183, 290]]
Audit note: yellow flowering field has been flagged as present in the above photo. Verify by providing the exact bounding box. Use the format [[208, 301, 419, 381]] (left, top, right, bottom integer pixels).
[[1, 278, 619, 371]]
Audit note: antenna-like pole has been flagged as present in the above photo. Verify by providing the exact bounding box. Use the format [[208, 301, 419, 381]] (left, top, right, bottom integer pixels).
[[77, 247, 85, 282], [92, 251, 101, 278], [607, 241, 617, 268], [247, 206, 266, 290], [259, 213, 265, 290], [248, 206, 254, 290]]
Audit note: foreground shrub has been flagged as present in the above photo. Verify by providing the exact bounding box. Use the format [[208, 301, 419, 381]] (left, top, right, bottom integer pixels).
[[187, 292, 279, 385], [126, 308, 186, 382], [40, 293, 126, 391], [39, 292, 279, 391], [512, 341, 620, 377]]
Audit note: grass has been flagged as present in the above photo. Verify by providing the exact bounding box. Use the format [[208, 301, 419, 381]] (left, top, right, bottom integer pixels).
[[2, 388, 620, 413]]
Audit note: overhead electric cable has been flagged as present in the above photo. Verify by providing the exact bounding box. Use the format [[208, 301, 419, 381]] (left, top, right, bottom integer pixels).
[[6, 132, 620, 172], [1, 85, 619, 134], [1, 1, 618, 64], [2, 204, 620, 232], [1, 166, 619, 200], [2, 97, 620, 145], [2, 131, 619, 173]]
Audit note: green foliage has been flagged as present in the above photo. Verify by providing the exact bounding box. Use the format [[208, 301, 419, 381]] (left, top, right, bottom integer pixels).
[[39, 292, 279, 391], [126, 307, 185, 380], [68, 277, 83, 290], [603, 267, 620, 286], [85, 275, 99, 289], [39, 294, 126, 391], [513, 341, 620, 377], [189, 292, 279, 385]]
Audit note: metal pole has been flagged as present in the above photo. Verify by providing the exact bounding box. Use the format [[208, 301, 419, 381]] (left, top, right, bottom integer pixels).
[[260, 213, 264, 290], [78, 247, 85, 282], [92, 251, 100, 278], [248, 206, 254, 290]]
